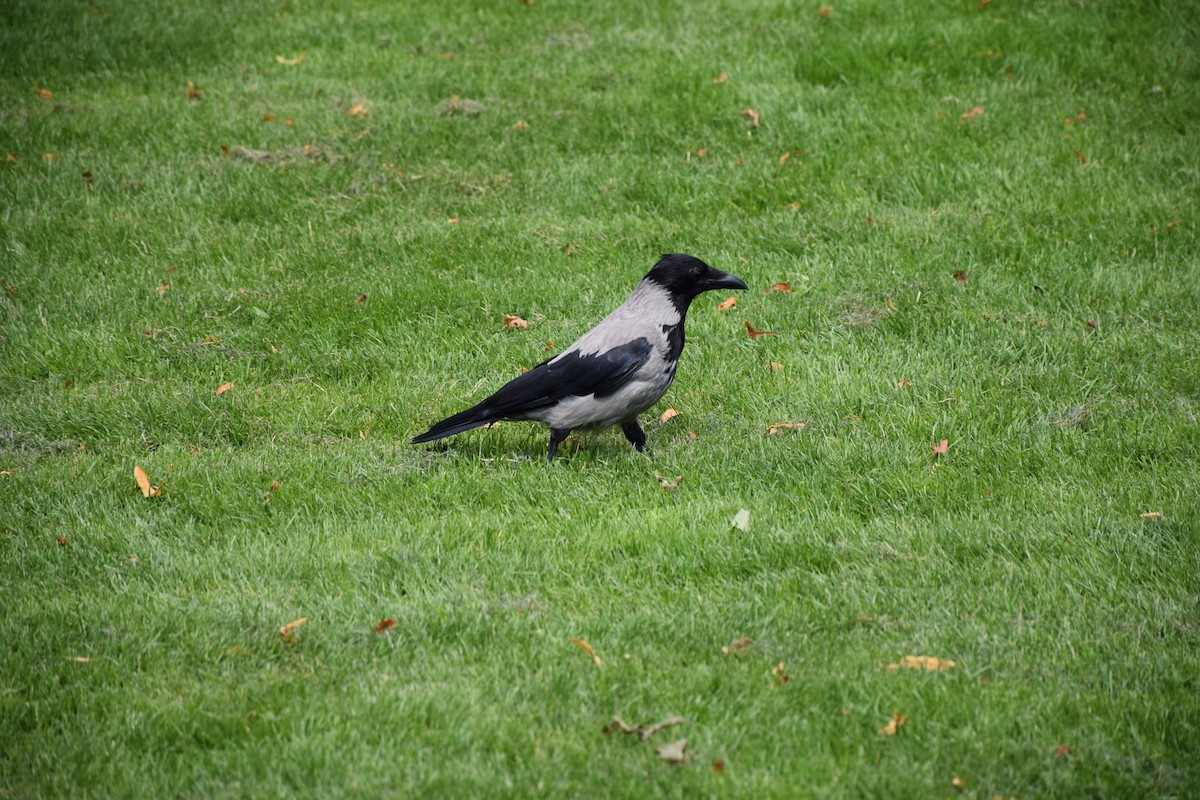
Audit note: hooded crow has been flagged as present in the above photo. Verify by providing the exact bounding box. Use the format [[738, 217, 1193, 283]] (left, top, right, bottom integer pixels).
[[412, 253, 748, 460]]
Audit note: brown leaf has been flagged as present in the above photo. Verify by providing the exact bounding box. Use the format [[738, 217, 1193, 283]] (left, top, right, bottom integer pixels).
[[641, 716, 689, 740], [1073, 148, 1087, 165], [5, 153, 16, 163], [767, 282, 791, 294], [447, 216, 459, 224], [744, 321, 778, 339], [503, 314, 528, 330], [712, 760, 725, 774], [765, 421, 805, 435], [887, 655, 957, 672], [569, 637, 602, 666], [931, 439, 949, 456], [656, 739, 690, 765], [654, 471, 682, 492], [354, 293, 368, 304], [215, 381, 233, 396], [279, 616, 307, 643], [696, 147, 708, 158], [739, 108, 760, 128], [711, 72, 728, 84], [157, 281, 171, 297], [817, 5, 833, 16], [766, 361, 784, 372], [897, 378, 912, 391], [513, 119, 530, 130], [1054, 744, 1071, 758], [57, 536, 69, 548], [262, 113, 276, 122], [772, 660, 789, 685], [953, 270, 967, 282], [721, 636, 753, 655], [35, 87, 54, 100], [187, 80, 203, 100], [879, 711, 906, 736], [660, 408, 679, 423], [1064, 110, 1087, 125], [275, 49, 308, 66], [134, 465, 152, 498], [952, 776, 967, 789], [715, 296, 737, 311], [374, 618, 397, 634], [543, 340, 557, 352], [348, 102, 367, 117], [778, 150, 802, 165], [44, 152, 59, 161], [960, 105, 984, 122]]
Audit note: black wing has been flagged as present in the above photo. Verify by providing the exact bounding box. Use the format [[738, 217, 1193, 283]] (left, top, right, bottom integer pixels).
[[483, 337, 653, 416], [411, 338, 653, 443]]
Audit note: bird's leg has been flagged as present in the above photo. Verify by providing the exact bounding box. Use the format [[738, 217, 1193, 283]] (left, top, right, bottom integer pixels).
[[547, 427, 572, 462], [620, 418, 647, 452]]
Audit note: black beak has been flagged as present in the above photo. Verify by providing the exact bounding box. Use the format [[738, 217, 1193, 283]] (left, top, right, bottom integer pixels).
[[705, 270, 749, 292]]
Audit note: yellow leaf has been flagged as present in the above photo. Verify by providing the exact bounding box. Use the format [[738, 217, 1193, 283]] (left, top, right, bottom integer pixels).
[[279, 617, 307, 642], [660, 408, 679, 423], [275, 49, 308, 66], [711, 72, 728, 84], [348, 102, 367, 117], [766, 361, 785, 372], [134, 465, 151, 498], [654, 470, 682, 492], [887, 655, 957, 672], [879, 711, 906, 736], [569, 637, 602, 666], [952, 776, 967, 789], [215, 381, 233, 395]]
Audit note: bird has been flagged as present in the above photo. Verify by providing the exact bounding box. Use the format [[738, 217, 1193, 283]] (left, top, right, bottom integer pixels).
[[411, 253, 748, 461]]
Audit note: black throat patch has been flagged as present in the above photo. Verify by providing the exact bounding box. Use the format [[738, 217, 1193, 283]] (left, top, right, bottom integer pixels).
[[662, 322, 685, 361]]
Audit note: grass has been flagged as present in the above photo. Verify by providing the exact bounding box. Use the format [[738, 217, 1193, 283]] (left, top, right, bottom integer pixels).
[[2, 0, 1199, 796]]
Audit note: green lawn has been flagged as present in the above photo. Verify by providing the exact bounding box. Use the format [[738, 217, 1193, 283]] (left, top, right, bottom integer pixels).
[[2, 0, 1199, 796]]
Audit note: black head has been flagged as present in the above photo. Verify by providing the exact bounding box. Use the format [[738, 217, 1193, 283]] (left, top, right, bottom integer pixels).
[[643, 253, 748, 306]]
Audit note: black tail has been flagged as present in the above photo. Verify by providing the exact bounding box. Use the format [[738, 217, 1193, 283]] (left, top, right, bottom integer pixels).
[[411, 404, 500, 444]]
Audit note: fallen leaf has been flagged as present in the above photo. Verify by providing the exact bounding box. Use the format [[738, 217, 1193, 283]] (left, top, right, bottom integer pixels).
[[696, 147, 708, 158], [979, 0, 990, 7], [952, 776, 967, 789], [1085, 319, 1096, 329], [887, 655, 957, 672], [1138, 511, 1162, 518], [503, 314, 528, 330], [953, 270, 967, 282], [1064, 110, 1087, 125], [215, 381, 233, 396], [960, 105, 984, 122], [5, 153, 15, 163], [275, 49, 308, 66], [931, 439, 949, 456], [660, 408, 679, 423], [262, 113, 276, 122], [654, 470, 682, 492], [35, 88, 54, 100], [1054, 744, 1071, 758], [1073, 148, 1087, 165], [354, 293, 368, 304], [569, 637, 602, 666], [767, 281, 791, 293], [134, 465, 152, 498], [778, 150, 804, 165], [739, 108, 760, 128], [715, 296, 737, 311], [349, 102, 367, 117], [712, 760, 726, 774], [817, 5, 833, 17], [279, 617, 307, 643], [374, 618, 397, 634], [447, 216, 459, 224], [641, 716, 688, 740], [765, 421, 805, 435], [744, 321, 778, 339], [656, 739, 690, 765], [82, 170, 93, 185], [543, 340, 557, 352], [712, 72, 728, 84], [721, 636, 753, 655], [898, 378, 912, 391], [57, 537, 68, 548], [0, 470, 13, 476], [772, 660, 789, 685], [70, 656, 90, 663], [227, 145, 273, 162], [766, 361, 784, 372], [44, 152, 59, 161], [1166, 219, 1180, 230], [187, 80, 203, 100], [731, 508, 750, 531], [157, 281, 170, 297], [512, 119, 530, 130], [879, 711, 906, 736]]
